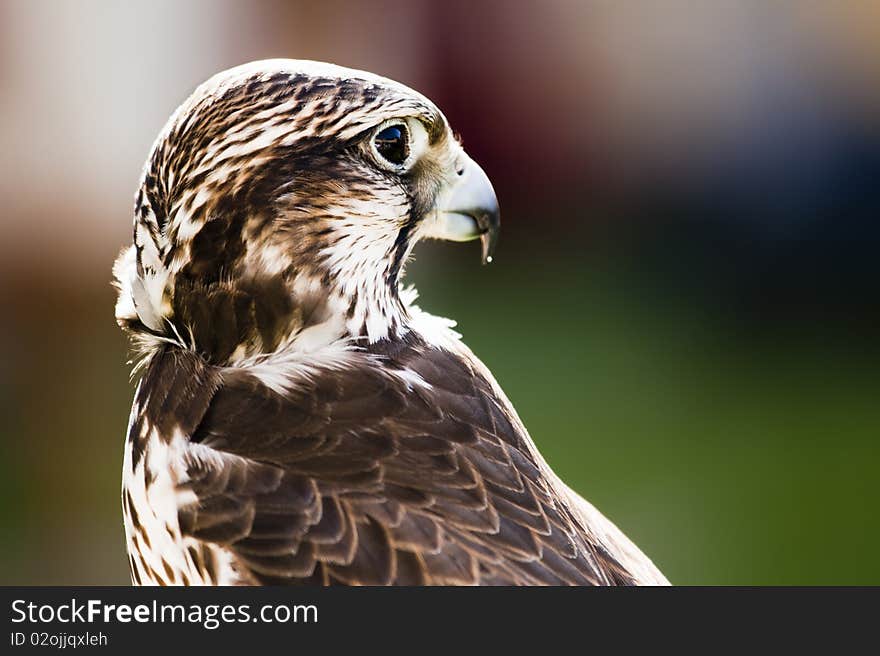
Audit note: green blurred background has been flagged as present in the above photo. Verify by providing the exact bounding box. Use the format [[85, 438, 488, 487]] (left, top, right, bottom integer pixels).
[[1, 0, 878, 584]]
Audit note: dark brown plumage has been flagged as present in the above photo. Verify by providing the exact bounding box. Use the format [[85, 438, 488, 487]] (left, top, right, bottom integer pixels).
[[115, 59, 668, 586], [128, 334, 632, 585]]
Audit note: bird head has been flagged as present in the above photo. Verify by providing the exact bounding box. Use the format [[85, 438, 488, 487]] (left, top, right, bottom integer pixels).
[[114, 59, 499, 362]]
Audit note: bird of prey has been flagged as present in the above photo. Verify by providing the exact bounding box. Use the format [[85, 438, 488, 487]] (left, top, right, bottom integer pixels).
[[114, 59, 668, 586]]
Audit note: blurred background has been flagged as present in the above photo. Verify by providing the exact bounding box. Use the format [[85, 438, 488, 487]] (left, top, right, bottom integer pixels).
[[1, 0, 878, 585]]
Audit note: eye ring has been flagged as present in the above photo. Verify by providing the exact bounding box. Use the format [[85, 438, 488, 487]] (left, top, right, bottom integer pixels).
[[370, 121, 411, 169]]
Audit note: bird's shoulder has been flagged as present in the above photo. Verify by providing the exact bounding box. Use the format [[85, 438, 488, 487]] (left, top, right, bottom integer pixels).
[[131, 330, 641, 585]]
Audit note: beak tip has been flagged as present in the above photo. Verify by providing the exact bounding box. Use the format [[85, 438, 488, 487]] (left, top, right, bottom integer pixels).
[[479, 219, 499, 265]]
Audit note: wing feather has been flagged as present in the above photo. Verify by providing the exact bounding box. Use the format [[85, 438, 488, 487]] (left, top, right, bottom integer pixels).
[[138, 333, 664, 585]]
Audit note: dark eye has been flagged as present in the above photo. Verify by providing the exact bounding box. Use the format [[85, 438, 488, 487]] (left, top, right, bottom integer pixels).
[[372, 124, 409, 166]]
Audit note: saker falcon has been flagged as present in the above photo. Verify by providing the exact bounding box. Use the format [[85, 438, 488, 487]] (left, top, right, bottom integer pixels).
[[114, 59, 669, 586]]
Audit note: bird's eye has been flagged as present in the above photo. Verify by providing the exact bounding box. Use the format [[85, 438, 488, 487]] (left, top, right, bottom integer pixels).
[[372, 123, 410, 167]]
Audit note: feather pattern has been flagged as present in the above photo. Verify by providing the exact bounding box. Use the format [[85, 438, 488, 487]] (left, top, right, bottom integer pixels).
[[123, 330, 668, 586], [117, 59, 668, 586]]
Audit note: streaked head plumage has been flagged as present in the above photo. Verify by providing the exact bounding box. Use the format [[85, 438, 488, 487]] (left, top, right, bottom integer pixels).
[[114, 59, 499, 364]]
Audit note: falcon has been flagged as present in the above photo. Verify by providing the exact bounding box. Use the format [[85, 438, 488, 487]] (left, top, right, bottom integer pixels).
[[114, 59, 668, 586]]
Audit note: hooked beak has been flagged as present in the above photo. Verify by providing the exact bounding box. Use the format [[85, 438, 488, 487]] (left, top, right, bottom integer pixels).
[[424, 152, 500, 264]]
